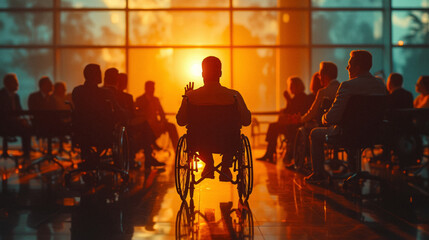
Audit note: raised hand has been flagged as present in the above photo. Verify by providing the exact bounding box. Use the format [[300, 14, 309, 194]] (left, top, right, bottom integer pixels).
[[184, 82, 194, 94]]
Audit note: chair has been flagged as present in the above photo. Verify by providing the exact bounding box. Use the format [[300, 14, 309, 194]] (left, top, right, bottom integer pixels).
[[175, 102, 253, 201], [325, 95, 387, 188]]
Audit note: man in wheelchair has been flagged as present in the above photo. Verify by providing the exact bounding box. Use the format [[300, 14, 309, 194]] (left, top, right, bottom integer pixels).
[[176, 56, 251, 181], [72, 64, 128, 167]]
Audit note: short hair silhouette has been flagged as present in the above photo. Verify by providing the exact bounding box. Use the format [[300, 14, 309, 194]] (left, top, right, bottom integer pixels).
[[288, 76, 305, 94], [389, 73, 403, 88], [3, 73, 17, 89], [83, 64, 101, 83], [104, 68, 119, 86], [418, 76, 429, 91], [320, 61, 338, 79], [38, 76, 52, 89], [145, 80, 155, 89], [350, 50, 372, 72], [202, 56, 222, 81]]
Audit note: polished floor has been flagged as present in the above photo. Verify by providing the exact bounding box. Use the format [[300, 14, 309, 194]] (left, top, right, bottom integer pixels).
[[0, 144, 429, 240]]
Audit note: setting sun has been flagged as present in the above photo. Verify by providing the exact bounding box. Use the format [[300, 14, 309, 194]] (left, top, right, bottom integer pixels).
[[190, 63, 202, 78]]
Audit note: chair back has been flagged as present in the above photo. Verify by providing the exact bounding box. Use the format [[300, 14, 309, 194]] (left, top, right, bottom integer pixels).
[[186, 102, 241, 153], [338, 95, 387, 147]]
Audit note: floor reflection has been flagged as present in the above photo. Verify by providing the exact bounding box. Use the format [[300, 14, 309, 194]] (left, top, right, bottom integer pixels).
[[1, 147, 429, 239], [176, 199, 253, 240]]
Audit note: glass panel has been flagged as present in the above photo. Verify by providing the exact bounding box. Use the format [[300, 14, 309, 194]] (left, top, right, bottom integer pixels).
[[128, 48, 230, 113], [233, 11, 309, 45], [61, 0, 125, 8], [0, 12, 53, 45], [393, 47, 429, 97], [60, 11, 125, 45], [233, 0, 309, 8], [312, 48, 384, 83], [312, 11, 383, 44], [233, 48, 309, 112], [0, 0, 52, 8], [0, 49, 53, 109], [129, 0, 228, 8], [312, 0, 382, 8], [130, 11, 229, 45], [58, 48, 125, 92], [392, 0, 429, 8], [392, 11, 429, 45]]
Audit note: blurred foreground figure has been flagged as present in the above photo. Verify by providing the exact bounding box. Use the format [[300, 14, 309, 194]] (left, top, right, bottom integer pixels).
[[0, 74, 31, 157], [136, 81, 179, 151], [386, 73, 413, 109], [414, 76, 429, 108], [49, 82, 72, 110], [176, 56, 251, 180], [305, 50, 387, 182], [257, 76, 311, 163]]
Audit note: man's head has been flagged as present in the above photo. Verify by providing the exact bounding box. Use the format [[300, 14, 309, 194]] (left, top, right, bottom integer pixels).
[[118, 73, 128, 92], [83, 63, 102, 85], [104, 67, 119, 88], [53, 82, 66, 97], [202, 56, 222, 83], [145, 80, 155, 97], [38, 76, 53, 95], [287, 76, 305, 96], [416, 76, 429, 95], [387, 73, 403, 93], [3, 73, 18, 93], [347, 50, 372, 79], [319, 61, 338, 87]]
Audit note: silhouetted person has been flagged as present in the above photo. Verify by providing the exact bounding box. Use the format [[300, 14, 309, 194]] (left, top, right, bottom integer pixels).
[[257, 76, 310, 163], [0, 74, 31, 157], [28, 76, 53, 110], [117, 73, 135, 119], [386, 73, 413, 109], [176, 56, 251, 181], [305, 50, 387, 182], [301, 62, 340, 124], [136, 81, 179, 151], [307, 72, 323, 104], [414, 76, 429, 108], [48, 82, 72, 110]]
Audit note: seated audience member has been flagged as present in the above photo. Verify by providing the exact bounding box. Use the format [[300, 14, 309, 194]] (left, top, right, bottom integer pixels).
[[136, 81, 179, 151], [117, 73, 135, 119], [0, 74, 31, 158], [305, 50, 387, 182], [301, 62, 340, 125], [28, 76, 53, 110], [176, 56, 251, 180], [414, 76, 429, 108], [257, 76, 311, 163], [307, 72, 323, 104], [48, 82, 72, 110], [386, 73, 413, 109]]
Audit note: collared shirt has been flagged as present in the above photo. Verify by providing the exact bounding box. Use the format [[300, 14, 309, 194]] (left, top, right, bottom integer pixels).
[[176, 81, 251, 127]]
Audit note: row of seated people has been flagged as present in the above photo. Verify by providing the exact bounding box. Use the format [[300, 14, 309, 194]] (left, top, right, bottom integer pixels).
[[0, 66, 179, 169], [257, 49, 429, 182]]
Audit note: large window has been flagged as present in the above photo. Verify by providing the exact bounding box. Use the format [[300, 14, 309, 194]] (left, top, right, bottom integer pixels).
[[0, 0, 428, 110]]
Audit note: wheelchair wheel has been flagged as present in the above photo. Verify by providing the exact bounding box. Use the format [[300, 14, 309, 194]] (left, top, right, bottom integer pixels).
[[113, 125, 130, 175], [175, 135, 190, 201], [239, 135, 253, 201]]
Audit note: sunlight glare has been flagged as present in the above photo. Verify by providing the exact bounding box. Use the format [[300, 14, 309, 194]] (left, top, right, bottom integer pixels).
[[190, 63, 202, 78]]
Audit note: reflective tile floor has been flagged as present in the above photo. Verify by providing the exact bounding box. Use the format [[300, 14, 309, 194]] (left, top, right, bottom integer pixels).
[[0, 147, 429, 240]]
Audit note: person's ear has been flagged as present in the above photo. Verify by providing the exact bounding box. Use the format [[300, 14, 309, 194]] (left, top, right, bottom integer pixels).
[[219, 70, 222, 78]]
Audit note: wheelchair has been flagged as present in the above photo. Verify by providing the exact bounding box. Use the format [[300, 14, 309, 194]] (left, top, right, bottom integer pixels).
[[65, 108, 130, 191], [175, 103, 253, 201]]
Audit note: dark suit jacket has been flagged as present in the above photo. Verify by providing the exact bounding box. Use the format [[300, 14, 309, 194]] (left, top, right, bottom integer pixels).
[[117, 91, 135, 119], [0, 88, 23, 129], [323, 73, 388, 125], [28, 91, 50, 110], [387, 88, 414, 109]]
